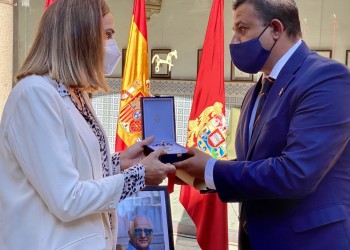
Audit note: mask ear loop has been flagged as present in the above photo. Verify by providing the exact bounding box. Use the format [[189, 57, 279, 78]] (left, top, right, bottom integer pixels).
[[257, 23, 271, 39], [269, 38, 278, 52], [258, 22, 278, 52]]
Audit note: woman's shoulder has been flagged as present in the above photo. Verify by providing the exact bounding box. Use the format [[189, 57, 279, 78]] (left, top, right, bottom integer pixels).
[[9, 75, 62, 102], [5, 75, 61, 114], [1, 75, 61, 129], [14, 75, 57, 92]]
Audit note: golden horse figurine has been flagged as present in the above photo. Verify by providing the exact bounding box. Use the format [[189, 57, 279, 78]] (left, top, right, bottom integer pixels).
[[152, 50, 178, 72]]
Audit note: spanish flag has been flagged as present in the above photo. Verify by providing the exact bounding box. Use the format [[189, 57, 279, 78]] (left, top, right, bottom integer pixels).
[[115, 0, 150, 151], [179, 0, 228, 249]]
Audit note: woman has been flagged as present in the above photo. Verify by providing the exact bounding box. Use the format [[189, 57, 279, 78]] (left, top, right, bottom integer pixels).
[[0, 0, 175, 249]]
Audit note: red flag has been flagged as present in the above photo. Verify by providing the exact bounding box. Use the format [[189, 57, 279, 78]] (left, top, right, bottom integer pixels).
[[179, 0, 228, 250], [115, 0, 150, 151], [44, 0, 55, 10]]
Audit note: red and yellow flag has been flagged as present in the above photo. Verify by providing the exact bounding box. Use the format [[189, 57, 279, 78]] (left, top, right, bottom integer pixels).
[[44, 0, 55, 10], [115, 0, 150, 151], [179, 0, 228, 249]]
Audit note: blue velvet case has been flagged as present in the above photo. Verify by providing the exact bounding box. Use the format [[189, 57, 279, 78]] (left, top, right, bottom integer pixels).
[[141, 96, 189, 163]]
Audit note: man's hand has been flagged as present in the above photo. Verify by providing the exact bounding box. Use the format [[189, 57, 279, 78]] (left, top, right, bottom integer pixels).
[[174, 147, 211, 180]]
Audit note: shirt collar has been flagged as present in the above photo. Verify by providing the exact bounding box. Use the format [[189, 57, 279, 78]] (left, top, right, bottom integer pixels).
[[268, 39, 302, 79], [55, 81, 70, 97]]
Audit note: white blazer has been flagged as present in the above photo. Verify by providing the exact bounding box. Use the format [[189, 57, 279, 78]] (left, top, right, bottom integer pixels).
[[0, 75, 124, 250]]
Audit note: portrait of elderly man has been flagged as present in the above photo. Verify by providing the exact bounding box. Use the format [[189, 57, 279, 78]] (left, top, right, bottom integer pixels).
[[127, 215, 154, 250]]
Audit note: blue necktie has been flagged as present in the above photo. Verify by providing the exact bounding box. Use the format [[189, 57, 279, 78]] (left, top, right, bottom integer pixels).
[[254, 77, 274, 127]]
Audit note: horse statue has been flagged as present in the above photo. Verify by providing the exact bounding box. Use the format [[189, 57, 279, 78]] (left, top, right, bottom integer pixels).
[[152, 50, 178, 72]]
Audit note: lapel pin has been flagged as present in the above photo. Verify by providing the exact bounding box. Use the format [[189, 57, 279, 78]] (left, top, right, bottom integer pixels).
[[279, 88, 284, 96]]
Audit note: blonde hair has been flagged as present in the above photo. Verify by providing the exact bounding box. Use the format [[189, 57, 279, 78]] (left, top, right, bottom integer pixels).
[[16, 0, 111, 92]]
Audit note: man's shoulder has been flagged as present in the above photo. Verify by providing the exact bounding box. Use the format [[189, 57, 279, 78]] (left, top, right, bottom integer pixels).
[[126, 243, 137, 250], [125, 243, 152, 250]]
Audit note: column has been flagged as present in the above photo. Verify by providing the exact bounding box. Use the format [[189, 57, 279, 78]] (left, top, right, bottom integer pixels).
[[0, 0, 14, 116]]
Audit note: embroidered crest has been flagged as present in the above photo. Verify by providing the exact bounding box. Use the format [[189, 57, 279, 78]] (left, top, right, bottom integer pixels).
[[118, 79, 150, 134], [187, 102, 227, 159]]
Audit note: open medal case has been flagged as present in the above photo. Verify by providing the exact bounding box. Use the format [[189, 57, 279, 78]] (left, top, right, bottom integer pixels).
[[141, 96, 189, 163]]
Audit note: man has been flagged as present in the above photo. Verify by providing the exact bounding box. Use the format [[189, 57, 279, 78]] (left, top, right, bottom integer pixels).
[[175, 0, 350, 249], [127, 215, 153, 250]]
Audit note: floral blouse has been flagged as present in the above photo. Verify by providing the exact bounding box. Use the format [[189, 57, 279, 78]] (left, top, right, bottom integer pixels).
[[56, 82, 145, 201]]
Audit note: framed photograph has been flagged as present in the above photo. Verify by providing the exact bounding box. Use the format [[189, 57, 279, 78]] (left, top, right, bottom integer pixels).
[[197, 48, 203, 75], [116, 186, 174, 250], [313, 49, 332, 59], [346, 50, 350, 67], [231, 62, 254, 81], [122, 48, 127, 77], [151, 49, 172, 79]]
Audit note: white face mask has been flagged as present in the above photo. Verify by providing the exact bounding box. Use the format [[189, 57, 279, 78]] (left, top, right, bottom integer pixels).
[[104, 39, 121, 75]]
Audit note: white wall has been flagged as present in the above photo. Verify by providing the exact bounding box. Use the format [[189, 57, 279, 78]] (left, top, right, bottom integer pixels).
[[108, 0, 350, 79], [17, 0, 350, 81], [297, 0, 350, 63]]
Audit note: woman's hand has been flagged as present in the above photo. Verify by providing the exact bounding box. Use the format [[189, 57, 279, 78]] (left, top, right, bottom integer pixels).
[[141, 148, 176, 186], [119, 136, 154, 170]]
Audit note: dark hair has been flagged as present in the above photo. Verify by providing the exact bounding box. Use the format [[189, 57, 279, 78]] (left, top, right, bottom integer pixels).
[[233, 0, 302, 38]]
